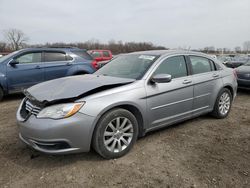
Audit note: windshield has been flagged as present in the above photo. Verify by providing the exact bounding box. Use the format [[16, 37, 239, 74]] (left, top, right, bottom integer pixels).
[[95, 54, 158, 79], [0, 51, 19, 63]]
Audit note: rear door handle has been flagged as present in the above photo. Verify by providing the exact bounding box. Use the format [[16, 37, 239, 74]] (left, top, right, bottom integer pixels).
[[183, 79, 192, 84], [66, 62, 72, 66], [212, 73, 219, 78]]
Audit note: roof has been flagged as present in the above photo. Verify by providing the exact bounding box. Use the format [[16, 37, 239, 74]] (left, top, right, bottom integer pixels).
[[130, 50, 208, 56], [17, 47, 83, 53]]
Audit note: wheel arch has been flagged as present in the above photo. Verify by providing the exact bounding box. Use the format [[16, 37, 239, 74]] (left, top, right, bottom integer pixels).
[[91, 103, 145, 144], [223, 85, 234, 97]]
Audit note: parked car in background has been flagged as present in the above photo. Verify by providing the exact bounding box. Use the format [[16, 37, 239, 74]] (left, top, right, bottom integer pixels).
[[16, 50, 237, 159], [217, 55, 233, 64], [88, 50, 113, 68], [96, 54, 125, 69], [224, 56, 250, 68], [0, 47, 96, 101], [236, 60, 250, 89]]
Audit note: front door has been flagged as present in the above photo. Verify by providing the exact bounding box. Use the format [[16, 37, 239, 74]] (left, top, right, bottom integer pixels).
[[6, 52, 44, 93], [146, 55, 194, 130]]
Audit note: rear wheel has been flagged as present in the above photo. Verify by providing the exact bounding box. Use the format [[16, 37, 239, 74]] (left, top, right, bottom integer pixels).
[[211, 88, 232, 119], [92, 108, 138, 159], [0, 87, 3, 101]]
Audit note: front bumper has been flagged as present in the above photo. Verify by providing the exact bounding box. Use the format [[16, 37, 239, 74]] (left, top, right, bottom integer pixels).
[[17, 105, 96, 154]]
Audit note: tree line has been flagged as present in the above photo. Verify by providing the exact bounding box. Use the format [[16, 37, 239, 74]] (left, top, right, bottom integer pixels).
[[1, 28, 250, 54], [0, 29, 166, 54]]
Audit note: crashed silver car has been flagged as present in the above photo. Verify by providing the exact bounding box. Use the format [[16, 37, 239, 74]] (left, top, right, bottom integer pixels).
[[17, 50, 237, 159]]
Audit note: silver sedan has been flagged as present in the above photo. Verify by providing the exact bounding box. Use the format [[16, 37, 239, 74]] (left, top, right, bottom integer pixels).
[[17, 50, 237, 159]]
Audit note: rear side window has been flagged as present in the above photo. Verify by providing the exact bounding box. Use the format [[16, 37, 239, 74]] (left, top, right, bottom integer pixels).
[[15, 52, 42, 64], [190, 56, 213, 74], [72, 50, 93, 60], [103, 51, 110, 57], [44, 52, 66, 62], [154, 56, 187, 79]]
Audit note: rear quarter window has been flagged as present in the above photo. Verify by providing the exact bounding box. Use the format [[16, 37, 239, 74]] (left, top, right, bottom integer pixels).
[[44, 52, 67, 62], [72, 50, 93, 60]]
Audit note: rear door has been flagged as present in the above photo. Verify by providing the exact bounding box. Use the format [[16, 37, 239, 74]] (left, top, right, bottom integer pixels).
[[188, 55, 221, 115], [146, 55, 194, 130], [43, 51, 72, 81], [6, 51, 44, 92]]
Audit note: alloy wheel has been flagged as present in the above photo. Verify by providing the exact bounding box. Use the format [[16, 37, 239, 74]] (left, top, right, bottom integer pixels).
[[103, 117, 134, 153], [218, 92, 231, 116]]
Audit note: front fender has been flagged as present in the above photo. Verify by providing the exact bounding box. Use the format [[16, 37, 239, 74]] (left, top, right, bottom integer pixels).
[[78, 86, 148, 128]]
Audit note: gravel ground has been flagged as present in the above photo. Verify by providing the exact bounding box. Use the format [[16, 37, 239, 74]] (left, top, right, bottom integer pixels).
[[0, 91, 249, 188]]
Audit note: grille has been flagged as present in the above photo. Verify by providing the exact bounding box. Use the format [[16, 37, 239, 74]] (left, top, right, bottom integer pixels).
[[25, 100, 42, 116]]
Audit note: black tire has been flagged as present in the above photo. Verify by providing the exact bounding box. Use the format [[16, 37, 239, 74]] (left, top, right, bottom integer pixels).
[[0, 87, 3, 101], [211, 88, 232, 119], [74, 72, 88, 76], [92, 108, 138, 159]]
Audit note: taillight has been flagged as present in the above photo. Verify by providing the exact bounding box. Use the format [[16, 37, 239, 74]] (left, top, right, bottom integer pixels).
[[233, 69, 237, 79], [91, 60, 98, 70]]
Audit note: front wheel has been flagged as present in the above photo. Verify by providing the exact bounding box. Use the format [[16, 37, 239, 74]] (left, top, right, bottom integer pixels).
[[211, 88, 232, 119], [92, 108, 138, 159]]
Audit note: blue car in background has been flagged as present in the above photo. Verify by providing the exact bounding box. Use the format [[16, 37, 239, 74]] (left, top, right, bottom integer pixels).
[[0, 47, 97, 101]]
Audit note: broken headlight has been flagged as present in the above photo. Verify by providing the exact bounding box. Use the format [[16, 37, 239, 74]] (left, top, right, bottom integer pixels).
[[37, 102, 85, 119]]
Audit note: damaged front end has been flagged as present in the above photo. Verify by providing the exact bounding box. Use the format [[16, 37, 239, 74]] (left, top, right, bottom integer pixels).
[[19, 74, 135, 121]]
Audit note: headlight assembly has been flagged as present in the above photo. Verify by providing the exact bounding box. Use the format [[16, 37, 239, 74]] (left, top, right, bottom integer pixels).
[[37, 102, 85, 119]]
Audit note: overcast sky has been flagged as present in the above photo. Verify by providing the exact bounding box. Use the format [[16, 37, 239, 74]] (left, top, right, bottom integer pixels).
[[0, 0, 249, 49]]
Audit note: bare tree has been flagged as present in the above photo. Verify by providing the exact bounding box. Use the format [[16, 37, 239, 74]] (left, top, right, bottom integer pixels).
[[243, 41, 250, 53], [0, 42, 7, 52], [234, 46, 241, 53], [3, 28, 29, 51]]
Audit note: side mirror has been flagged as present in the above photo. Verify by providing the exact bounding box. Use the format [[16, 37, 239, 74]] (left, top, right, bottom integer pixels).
[[9, 60, 19, 66], [151, 74, 172, 83]]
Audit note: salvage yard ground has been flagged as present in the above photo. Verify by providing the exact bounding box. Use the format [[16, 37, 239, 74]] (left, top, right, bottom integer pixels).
[[0, 91, 249, 188]]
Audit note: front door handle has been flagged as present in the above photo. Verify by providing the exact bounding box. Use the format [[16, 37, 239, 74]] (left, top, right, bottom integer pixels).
[[183, 79, 192, 84], [66, 62, 72, 66], [35, 65, 41, 69]]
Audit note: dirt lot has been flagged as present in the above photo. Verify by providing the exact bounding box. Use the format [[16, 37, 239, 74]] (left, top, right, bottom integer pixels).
[[0, 91, 249, 188]]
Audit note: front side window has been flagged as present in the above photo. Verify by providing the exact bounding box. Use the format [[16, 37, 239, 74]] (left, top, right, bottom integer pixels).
[[190, 56, 213, 74], [15, 52, 42, 64], [154, 56, 187, 79], [44, 52, 66, 62]]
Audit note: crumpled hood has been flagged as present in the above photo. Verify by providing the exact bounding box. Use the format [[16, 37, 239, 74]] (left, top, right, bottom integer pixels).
[[25, 74, 135, 103]]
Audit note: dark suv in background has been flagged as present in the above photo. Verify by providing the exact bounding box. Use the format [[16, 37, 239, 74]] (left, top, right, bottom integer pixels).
[[0, 47, 96, 101]]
